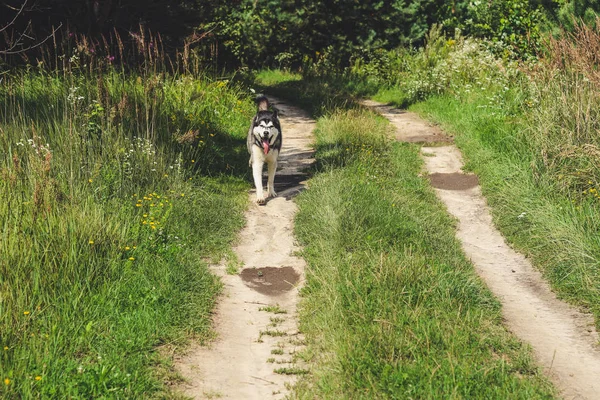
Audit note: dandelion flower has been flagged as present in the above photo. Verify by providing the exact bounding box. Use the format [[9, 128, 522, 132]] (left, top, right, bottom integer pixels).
[[125, 246, 130, 250], [89, 240, 94, 244], [128, 257, 135, 261], [4, 378, 9, 385], [24, 311, 30, 315], [3, 346, 7, 350], [191, 160, 195, 163], [181, 193, 185, 197], [136, 204, 142, 207], [35, 376, 42, 381], [88, 179, 93, 183]]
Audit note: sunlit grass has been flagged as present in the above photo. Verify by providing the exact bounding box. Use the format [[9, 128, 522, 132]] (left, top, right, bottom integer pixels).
[[0, 65, 252, 397]]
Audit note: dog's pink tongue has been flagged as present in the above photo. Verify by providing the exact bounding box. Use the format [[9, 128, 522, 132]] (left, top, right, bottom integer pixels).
[[262, 139, 270, 155]]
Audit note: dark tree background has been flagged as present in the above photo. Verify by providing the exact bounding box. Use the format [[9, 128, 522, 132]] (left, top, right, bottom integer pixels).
[[1, 0, 596, 68]]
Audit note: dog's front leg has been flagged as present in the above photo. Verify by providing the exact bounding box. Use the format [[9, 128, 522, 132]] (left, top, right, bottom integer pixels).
[[267, 158, 277, 198], [252, 157, 266, 204]]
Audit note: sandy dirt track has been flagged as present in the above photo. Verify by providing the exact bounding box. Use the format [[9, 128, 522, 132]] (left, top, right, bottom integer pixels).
[[175, 98, 314, 399]]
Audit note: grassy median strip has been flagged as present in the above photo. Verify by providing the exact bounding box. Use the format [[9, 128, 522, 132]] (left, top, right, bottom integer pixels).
[[292, 108, 556, 398]]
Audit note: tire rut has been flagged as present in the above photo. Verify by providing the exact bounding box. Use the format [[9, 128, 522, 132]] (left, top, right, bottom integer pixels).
[[174, 98, 314, 399]]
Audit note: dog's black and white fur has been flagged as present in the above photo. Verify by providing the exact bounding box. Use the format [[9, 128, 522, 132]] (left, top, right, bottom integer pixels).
[[247, 96, 282, 204]]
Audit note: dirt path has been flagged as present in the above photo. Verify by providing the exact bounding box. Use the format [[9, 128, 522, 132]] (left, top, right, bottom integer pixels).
[[363, 100, 600, 400], [175, 98, 315, 399]]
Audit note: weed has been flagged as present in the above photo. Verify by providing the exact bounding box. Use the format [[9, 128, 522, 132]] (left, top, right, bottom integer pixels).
[[260, 330, 287, 338], [269, 317, 286, 327], [258, 305, 287, 314], [274, 367, 309, 376]]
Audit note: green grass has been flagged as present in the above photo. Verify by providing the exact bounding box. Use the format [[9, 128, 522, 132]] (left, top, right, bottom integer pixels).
[[0, 68, 253, 397], [292, 108, 556, 398]]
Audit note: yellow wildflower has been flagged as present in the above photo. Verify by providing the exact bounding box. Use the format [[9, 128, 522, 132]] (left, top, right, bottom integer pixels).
[[88, 179, 93, 183], [35, 376, 42, 381], [3, 346, 7, 350], [4, 378, 9, 385], [89, 240, 94, 244], [24, 311, 30, 315], [125, 246, 130, 250], [128, 257, 135, 261]]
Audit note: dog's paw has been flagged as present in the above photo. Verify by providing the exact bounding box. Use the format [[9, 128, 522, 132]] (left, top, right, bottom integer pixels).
[[256, 195, 266, 205], [268, 189, 278, 198]]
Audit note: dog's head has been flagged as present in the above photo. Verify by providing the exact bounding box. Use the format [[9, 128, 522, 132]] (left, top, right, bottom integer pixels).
[[252, 97, 280, 154]]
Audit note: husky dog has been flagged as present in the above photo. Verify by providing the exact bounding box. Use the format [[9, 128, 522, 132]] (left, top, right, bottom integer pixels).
[[247, 96, 282, 204]]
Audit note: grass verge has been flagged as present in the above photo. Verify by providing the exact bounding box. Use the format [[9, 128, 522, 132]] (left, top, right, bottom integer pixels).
[[0, 69, 252, 397], [292, 108, 556, 398]]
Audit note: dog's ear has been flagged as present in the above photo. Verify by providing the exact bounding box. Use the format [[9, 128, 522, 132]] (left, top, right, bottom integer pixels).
[[272, 108, 278, 118], [256, 95, 269, 111]]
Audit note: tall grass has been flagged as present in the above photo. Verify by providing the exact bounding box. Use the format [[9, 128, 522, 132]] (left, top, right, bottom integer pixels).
[[292, 108, 555, 398], [0, 36, 253, 397]]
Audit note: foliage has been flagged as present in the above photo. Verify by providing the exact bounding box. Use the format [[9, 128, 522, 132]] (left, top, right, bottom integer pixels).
[[442, 0, 545, 58], [211, 0, 452, 69], [346, 26, 523, 108], [1, 0, 460, 70], [555, 0, 600, 30]]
